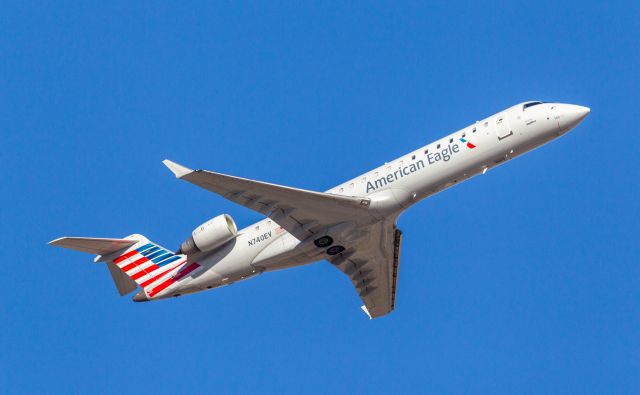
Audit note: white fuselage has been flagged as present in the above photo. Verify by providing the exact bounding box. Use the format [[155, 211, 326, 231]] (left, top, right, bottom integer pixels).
[[159, 101, 589, 298]]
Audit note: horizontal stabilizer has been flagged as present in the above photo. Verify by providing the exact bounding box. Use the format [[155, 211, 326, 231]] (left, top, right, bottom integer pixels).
[[48, 237, 137, 255]]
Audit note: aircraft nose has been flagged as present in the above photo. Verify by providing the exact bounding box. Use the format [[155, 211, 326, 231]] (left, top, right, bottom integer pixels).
[[560, 104, 590, 131]]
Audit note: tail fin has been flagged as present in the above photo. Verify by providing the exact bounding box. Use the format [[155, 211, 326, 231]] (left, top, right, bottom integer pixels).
[[49, 234, 188, 298]]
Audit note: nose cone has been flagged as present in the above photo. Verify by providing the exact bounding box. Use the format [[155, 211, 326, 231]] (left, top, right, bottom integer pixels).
[[560, 104, 590, 131]]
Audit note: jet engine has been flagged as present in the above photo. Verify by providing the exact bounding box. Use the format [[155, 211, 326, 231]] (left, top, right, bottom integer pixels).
[[179, 214, 238, 255]]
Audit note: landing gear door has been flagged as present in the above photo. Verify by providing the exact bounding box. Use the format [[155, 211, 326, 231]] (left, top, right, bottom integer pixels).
[[495, 113, 513, 140]]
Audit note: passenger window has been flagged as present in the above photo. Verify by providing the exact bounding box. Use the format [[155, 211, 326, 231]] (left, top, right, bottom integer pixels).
[[462, 132, 466, 137], [424, 149, 428, 154], [449, 138, 453, 143], [437, 144, 441, 149], [472, 127, 476, 133], [411, 155, 416, 160], [484, 121, 488, 127]]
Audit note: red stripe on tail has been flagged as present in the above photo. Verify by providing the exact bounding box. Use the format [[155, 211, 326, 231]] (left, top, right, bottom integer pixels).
[[131, 264, 161, 281], [114, 250, 139, 264], [140, 262, 184, 288], [148, 263, 200, 297], [121, 257, 148, 273], [148, 278, 175, 297]]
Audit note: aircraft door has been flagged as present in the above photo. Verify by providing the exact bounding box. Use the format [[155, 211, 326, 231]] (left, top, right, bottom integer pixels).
[[495, 113, 513, 140]]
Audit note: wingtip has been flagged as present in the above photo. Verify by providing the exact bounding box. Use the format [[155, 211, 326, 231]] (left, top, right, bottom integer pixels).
[[162, 159, 193, 178], [48, 237, 65, 246], [361, 305, 373, 320]]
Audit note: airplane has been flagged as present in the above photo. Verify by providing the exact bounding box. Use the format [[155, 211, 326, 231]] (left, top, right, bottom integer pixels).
[[49, 101, 590, 319]]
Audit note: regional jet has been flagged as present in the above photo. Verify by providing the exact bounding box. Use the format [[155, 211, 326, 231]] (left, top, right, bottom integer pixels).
[[50, 101, 589, 318]]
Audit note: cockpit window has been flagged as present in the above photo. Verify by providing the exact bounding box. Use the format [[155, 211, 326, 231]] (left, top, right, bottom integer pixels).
[[523, 101, 543, 110]]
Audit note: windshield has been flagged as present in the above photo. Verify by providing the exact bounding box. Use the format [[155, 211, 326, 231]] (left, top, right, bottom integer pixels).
[[523, 101, 543, 110]]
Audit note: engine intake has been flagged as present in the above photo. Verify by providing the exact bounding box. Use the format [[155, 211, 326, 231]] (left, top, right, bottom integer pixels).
[[179, 214, 237, 255]]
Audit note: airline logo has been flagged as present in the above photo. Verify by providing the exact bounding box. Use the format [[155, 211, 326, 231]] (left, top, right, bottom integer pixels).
[[459, 137, 476, 149], [366, 138, 478, 193], [112, 242, 201, 297]]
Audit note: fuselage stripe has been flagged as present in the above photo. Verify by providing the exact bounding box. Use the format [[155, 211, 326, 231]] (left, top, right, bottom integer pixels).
[[140, 261, 186, 288], [173, 263, 200, 281], [148, 278, 175, 297], [140, 270, 173, 289], [141, 271, 172, 289], [147, 262, 200, 297]]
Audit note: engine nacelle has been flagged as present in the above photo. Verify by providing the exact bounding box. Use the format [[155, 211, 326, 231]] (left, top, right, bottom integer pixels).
[[179, 214, 238, 255]]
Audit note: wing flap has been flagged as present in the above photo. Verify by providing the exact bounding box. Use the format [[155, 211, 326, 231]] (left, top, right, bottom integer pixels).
[[330, 222, 402, 318]]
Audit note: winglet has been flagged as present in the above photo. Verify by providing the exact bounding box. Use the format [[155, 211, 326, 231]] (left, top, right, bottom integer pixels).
[[361, 305, 372, 320], [162, 159, 193, 178]]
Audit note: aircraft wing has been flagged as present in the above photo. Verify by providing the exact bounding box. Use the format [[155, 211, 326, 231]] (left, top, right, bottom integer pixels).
[[163, 160, 372, 239], [329, 220, 402, 319], [164, 160, 400, 318]]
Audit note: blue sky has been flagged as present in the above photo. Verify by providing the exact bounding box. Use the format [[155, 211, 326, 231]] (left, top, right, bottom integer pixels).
[[1, 2, 638, 394]]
